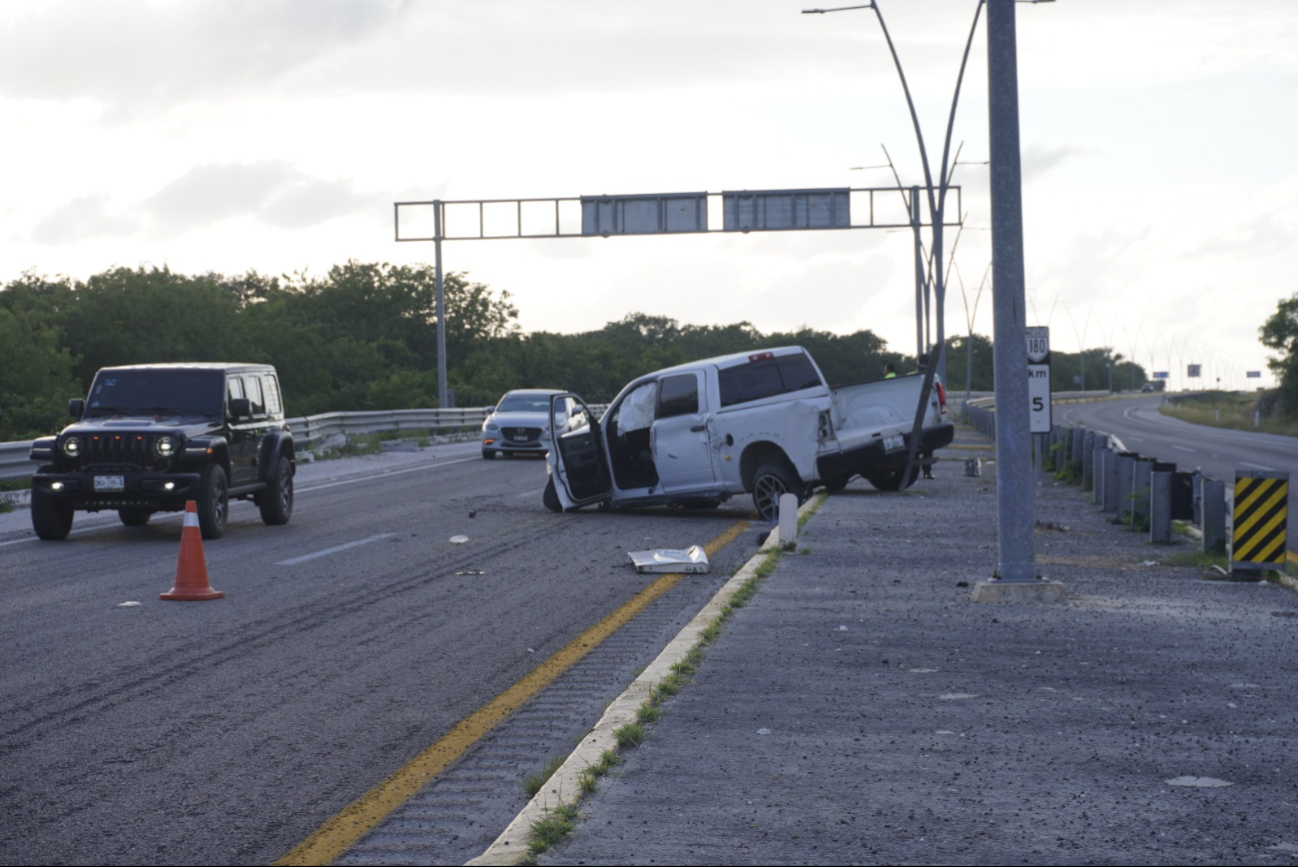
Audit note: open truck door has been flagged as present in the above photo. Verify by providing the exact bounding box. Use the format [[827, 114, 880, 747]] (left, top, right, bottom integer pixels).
[[543, 394, 610, 512]]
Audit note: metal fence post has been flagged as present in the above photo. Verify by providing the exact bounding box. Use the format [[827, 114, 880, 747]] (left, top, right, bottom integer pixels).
[[1131, 457, 1154, 531], [1102, 448, 1121, 513], [1201, 477, 1227, 555], [1150, 469, 1173, 544], [1115, 453, 1136, 522]]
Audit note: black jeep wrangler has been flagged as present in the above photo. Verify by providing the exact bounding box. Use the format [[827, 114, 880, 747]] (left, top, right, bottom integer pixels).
[[29, 363, 296, 541]]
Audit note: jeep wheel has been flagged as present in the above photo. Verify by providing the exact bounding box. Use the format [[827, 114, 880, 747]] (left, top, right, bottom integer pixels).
[[258, 456, 294, 526], [119, 509, 151, 527], [197, 464, 228, 540], [752, 460, 803, 523], [31, 483, 73, 541]]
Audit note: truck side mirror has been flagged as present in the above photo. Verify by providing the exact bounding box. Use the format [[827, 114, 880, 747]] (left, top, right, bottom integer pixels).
[[68, 398, 84, 419], [229, 397, 252, 419]]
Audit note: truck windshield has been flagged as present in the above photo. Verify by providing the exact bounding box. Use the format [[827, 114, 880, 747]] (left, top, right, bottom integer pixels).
[[85, 370, 225, 417]]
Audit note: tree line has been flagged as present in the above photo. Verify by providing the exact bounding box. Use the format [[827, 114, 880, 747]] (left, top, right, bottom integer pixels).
[[0, 261, 1165, 442], [0, 262, 915, 441]]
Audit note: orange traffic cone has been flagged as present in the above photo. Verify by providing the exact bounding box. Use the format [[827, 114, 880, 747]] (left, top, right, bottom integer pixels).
[[160, 501, 224, 601]]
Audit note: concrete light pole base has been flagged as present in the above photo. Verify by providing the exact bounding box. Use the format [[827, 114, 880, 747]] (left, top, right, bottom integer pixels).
[[970, 579, 1067, 604]]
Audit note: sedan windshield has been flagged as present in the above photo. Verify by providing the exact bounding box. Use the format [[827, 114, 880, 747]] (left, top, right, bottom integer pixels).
[[495, 393, 554, 413]]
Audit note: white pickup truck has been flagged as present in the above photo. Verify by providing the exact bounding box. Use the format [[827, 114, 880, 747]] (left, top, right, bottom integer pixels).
[[543, 346, 953, 521]]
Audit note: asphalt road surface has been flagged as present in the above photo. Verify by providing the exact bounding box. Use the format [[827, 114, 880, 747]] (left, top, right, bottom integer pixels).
[[0, 443, 764, 865]]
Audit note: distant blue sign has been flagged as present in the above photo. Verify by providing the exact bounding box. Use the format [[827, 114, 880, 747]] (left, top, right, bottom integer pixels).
[[1188, 364, 1202, 378], [1153, 371, 1169, 379], [1247, 371, 1262, 378]]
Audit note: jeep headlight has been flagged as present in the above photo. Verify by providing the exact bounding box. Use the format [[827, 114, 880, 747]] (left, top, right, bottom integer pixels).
[[155, 436, 176, 457], [62, 436, 81, 458]]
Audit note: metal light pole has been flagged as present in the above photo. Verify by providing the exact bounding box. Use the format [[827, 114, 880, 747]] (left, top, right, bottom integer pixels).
[[955, 258, 991, 401], [432, 201, 449, 409], [804, 1, 986, 496], [1065, 305, 1092, 390]]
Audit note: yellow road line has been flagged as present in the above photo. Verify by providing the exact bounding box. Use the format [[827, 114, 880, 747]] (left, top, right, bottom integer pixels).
[[273, 518, 751, 866]]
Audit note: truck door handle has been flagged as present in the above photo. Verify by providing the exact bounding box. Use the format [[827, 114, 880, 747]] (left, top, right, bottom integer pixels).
[[690, 425, 706, 432]]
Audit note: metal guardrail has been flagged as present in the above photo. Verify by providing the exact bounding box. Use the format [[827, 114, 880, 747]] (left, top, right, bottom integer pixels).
[[0, 404, 612, 485], [958, 390, 1279, 570]]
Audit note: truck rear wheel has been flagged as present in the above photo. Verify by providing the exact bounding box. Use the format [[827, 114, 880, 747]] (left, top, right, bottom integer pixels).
[[867, 465, 919, 492]]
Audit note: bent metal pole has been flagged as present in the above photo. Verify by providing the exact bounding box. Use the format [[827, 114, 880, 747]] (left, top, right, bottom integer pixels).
[[987, 0, 1036, 582]]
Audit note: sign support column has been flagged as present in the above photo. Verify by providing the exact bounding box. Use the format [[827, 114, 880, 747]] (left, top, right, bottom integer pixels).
[[972, 0, 1062, 603]]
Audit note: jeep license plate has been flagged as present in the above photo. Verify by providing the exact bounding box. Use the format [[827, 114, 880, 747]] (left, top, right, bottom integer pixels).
[[94, 475, 125, 492], [883, 435, 905, 452]]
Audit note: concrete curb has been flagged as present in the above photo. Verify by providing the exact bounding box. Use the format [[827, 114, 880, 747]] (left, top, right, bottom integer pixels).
[[465, 495, 824, 866]]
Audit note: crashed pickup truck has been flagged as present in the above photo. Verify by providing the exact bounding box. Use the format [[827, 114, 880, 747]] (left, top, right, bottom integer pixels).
[[543, 346, 953, 521]]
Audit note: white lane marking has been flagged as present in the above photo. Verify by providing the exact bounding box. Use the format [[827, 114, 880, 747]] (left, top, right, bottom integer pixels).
[[1241, 461, 1276, 471], [517, 487, 544, 498], [1173, 445, 1195, 453], [297, 456, 478, 493], [276, 533, 396, 565]]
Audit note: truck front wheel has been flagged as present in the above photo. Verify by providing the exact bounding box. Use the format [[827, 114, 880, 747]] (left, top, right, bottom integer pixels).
[[752, 460, 803, 522]]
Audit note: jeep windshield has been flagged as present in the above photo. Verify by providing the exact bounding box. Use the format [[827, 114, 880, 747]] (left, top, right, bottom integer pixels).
[[84, 370, 225, 418]]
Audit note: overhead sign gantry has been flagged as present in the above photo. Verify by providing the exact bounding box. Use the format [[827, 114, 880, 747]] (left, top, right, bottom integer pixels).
[[395, 185, 960, 408]]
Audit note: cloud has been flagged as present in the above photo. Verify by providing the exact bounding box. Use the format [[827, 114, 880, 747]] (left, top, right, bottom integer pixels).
[[1022, 145, 1093, 183], [28, 194, 141, 244], [1189, 212, 1293, 259], [27, 162, 380, 244], [0, 0, 407, 116]]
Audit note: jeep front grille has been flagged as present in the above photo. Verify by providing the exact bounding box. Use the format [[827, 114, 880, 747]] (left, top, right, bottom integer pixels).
[[81, 433, 155, 468]]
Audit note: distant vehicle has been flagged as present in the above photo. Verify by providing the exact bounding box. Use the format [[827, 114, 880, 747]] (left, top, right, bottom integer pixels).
[[28, 363, 295, 540], [481, 389, 587, 459], [543, 346, 952, 521], [1141, 382, 1165, 393]]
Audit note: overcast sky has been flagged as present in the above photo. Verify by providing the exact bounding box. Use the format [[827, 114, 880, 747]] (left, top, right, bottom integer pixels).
[[2, 0, 1293, 390]]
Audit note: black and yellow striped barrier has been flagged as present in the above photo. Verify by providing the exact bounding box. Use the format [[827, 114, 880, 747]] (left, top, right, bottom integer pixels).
[[1231, 471, 1287, 578]]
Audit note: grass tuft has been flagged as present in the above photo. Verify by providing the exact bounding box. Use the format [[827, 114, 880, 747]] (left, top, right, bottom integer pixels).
[[523, 753, 568, 798], [614, 722, 646, 749]]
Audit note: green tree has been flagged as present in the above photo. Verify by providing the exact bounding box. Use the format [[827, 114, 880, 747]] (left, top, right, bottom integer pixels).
[[1260, 293, 1298, 414]]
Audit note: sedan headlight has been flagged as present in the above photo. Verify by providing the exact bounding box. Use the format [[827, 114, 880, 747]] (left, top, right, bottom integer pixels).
[[61, 436, 81, 457], [155, 436, 177, 457], [484, 421, 499, 432]]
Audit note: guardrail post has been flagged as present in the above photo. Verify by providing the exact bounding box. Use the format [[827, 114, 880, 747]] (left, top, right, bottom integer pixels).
[[1131, 457, 1154, 531], [1115, 453, 1136, 523], [1201, 477, 1227, 555], [1102, 447, 1120, 513], [1070, 426, 1084, 477], [1082, 431, 1096, 494], [1091, 435, 1108, 504], [1150, 469, 1173, 543]]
